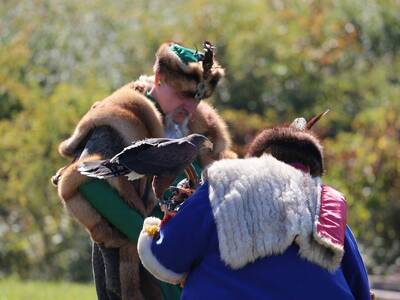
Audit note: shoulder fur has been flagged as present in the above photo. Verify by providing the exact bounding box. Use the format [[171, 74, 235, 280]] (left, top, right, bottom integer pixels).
[[207, 155, 343, 271], [189, 102, 237, 166], [59, 83, 163, 158]]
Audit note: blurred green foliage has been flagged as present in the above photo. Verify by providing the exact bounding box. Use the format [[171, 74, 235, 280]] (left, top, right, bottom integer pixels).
[[0, 0, 399, 281], [0, 277, 96, 300]]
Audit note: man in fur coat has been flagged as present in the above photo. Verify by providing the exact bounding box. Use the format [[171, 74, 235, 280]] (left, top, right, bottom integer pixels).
[[52, 41, 236, 300], [137, 118, 372, 300]]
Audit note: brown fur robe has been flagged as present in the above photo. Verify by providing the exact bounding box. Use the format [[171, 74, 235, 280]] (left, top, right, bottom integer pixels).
[[53, 79, 236, 300]]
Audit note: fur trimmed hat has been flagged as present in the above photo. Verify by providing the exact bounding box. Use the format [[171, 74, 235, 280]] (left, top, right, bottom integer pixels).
[[153, 41, 225, 100], [246, 113, 328, 177]]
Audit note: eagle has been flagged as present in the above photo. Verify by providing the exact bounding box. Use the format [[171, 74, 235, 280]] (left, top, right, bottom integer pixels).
[[78, 134, 212, 197]]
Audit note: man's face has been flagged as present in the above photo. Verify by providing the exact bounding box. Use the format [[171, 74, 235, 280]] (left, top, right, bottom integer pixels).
[[156, 80, 199, 124]]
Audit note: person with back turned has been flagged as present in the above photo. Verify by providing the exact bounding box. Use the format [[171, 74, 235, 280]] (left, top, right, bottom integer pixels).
[[137, 114, 372, 300]]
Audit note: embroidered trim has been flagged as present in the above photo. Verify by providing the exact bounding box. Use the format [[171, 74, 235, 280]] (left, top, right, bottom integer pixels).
[[137, 217, 186, 284], [144, 224, 160, 238]]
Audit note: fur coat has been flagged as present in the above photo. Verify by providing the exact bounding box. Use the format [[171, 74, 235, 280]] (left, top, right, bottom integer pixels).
[[53, 78, 236, 300]]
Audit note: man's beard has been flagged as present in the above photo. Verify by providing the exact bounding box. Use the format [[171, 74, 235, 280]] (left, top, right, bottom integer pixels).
[[164, 108, 190, 139]]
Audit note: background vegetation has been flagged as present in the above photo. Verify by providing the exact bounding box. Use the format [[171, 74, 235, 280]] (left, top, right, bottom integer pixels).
[[0, 277, 95, 300], [1, 0, 399, 282]]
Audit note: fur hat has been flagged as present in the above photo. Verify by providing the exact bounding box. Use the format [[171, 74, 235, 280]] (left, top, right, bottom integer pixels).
[[153, 41, 225, 100], [246, 113, 328, 177]]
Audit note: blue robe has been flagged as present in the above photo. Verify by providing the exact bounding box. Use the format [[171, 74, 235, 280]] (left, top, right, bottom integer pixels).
[[142, 181, 371, 300]]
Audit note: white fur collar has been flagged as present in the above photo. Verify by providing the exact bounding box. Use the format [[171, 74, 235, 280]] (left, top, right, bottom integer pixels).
[[207, 155, 343, 271]]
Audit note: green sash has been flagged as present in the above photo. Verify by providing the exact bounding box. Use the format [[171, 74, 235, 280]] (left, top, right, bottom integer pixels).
[[78, 161, 202, 300]]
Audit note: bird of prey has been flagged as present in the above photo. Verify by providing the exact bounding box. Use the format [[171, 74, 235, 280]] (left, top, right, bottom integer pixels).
[[78, 134, 212, 197]]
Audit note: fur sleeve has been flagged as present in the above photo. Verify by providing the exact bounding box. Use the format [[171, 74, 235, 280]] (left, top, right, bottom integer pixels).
[[58, 83, 164, 158], [57, 155, 129, 248], [55, 126, 158, 247]]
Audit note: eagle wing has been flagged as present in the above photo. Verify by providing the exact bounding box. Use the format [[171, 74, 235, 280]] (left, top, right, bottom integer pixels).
[[118, 139, 198, 175], [111, 137, 174, 163]]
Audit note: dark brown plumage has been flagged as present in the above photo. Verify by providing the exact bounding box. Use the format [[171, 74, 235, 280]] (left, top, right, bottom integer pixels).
[[78, 134, 212, 181], [202, 41, 215, 79]]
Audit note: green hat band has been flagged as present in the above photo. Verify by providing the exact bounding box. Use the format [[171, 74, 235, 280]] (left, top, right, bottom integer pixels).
[[170, 44, 204, 64]]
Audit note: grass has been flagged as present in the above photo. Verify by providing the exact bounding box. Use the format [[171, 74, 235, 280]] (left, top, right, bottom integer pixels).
[[0, 277, 96, 300]]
